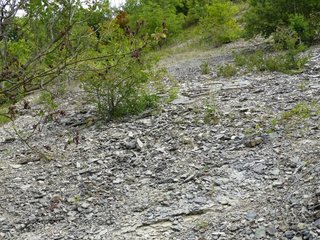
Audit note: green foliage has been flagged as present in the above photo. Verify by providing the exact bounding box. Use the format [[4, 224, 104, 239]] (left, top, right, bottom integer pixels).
[[124, 0, 243, 46], [204, 96, 219, 124], [200, 61, 210, 74], [183, 0, 212, 26], [217, 63, 237, 77], [0, 0, 90, 106], [271, 118, 278, 128], [0, 0, 167, 121], [81, 22, 161, 119], [234, 51, 266, 71], [73, 195, 81, 203], [195, 220, 209, 229], [0, 106, 11, 125], [125, 0, 185, 36], [0, 115, 10, 125], [266, 101, 320, 134], [289, 14, 313, 44], [244, 0, 320, 44], [200, 0, 242, 46], [38, 91, 58, 111], [298, 80, 308, 92], [166, 86, 179, 103], [281, 102, 312, 120], [81, 1, 111, 32], [272, 27, 299, 51], [233, 44, 308, 74]]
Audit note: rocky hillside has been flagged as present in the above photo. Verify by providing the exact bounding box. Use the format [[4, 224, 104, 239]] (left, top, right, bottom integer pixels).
[[0, 40, 319, 240]]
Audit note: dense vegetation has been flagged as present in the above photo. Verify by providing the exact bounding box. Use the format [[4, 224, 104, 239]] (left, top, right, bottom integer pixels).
[[0, 0, 319, 122], [244, 0, 320, 44], [0, 0, 161, 120]]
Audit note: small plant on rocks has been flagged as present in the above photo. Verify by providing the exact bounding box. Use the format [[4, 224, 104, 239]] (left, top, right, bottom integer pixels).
[[166, 86, 179, 103], [217, 63, 237, 77], [281, 102, 312, 121], [233, 49, 308, 74], [195, 220, 209, 230], [200, 61, 210, 75], [204, 96, 219, 124]]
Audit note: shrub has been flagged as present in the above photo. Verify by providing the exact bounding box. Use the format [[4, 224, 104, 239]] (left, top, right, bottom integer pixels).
[[0, 0, 93, 107], [204, 96, 219, 124], [0, 106, 11, 125], [124, 0, 185, 36], [234, 50, 265, 71], [217, 63, 238, 77], [200, 0, 242, 46], [166, 86, 179, 103], [233, 43, 308, 74], [244, 0, 320, 44], [272, 26, 300, 50], [200, 61, 210, 74], [281, 102, 312, 120], [81, 22, 161, 119], [289, 14, 313, 44], [183, 0, 212, 26]]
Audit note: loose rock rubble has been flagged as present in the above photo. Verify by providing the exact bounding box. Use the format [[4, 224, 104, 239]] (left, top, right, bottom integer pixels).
[[0, 41, 319, 240]]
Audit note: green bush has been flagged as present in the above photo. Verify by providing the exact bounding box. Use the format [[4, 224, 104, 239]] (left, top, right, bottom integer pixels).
[[289, 14, 313, 44], [0, 106, 11, 126], [272, 26, 300, 51], [125, 0, 185, 36], [81, 22, 161, 119], [234, 50, 265, 71], [0, 0, 164, 121], [183, 0, 212, 26], [271, 27, 308, 71], [200, 61, 210, 74], [200, 0, 241, 45], [204, 96, 220, 124], [233, 39, 308, 74], [0, 0, 93, 107], [244, 0, 320, 44], [217, 63, 238, 77], [281, 102, 312, 120]]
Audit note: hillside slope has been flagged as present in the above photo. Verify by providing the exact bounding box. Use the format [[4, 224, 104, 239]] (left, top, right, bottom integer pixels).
[[0, 40, 319, 240]]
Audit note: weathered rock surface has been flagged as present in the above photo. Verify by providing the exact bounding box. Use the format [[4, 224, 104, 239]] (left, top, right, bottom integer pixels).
[[0, 41, 319, 239]]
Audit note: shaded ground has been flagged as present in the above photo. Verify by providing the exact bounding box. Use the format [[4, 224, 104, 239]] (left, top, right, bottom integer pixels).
[[0, 41, 319, 240]]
